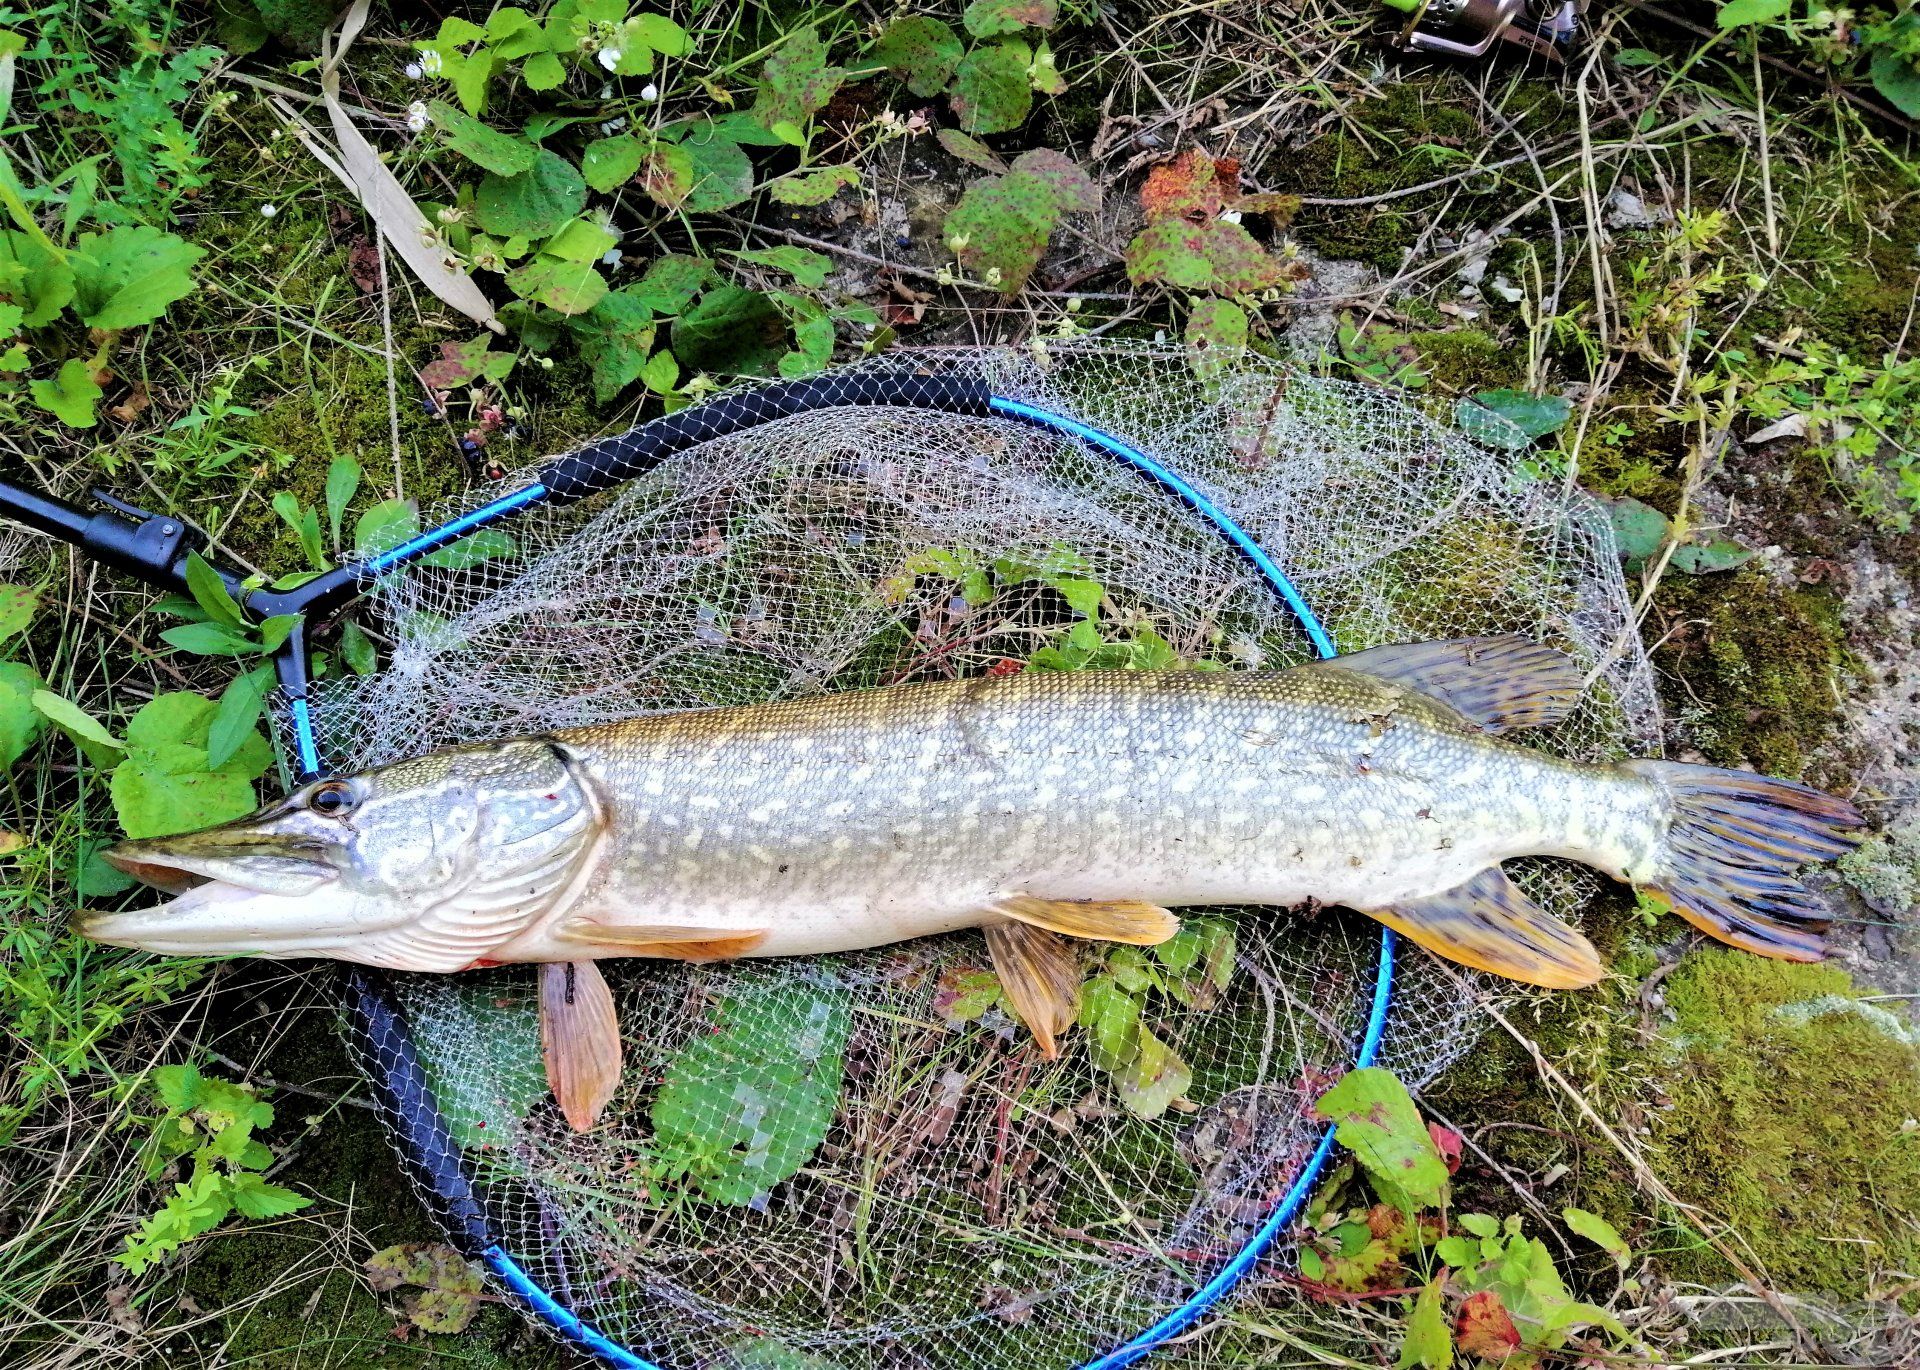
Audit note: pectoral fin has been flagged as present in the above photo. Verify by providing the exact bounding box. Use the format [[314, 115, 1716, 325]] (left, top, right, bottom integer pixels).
[[993, 895, 1180, 946], [557, 915, 768, 961], [984, 923, 1082, 1060], [540, 960, 622, 1133], [1364, 867, 1602, 989]]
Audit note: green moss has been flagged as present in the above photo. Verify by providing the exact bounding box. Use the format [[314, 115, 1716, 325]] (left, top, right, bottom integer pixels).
[[1648, 950, 1920, 1298], [1652, 568, 1852, 779], [1411, 328, 1520, 394]]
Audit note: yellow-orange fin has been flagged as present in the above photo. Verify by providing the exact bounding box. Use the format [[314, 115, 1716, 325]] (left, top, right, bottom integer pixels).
[[1364, 868, 1601, 989], [984, 923, 1082, 1060], [993, 895, 1179, 946], [539, 960, 622, 1133]]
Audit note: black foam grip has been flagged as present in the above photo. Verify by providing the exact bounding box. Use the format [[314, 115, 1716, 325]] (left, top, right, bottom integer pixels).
[[536, 371, 995, 504], [342, 966, 498, 1257]]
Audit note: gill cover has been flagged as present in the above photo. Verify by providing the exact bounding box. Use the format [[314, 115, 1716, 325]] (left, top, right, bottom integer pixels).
[[85, 738, 608, 971]]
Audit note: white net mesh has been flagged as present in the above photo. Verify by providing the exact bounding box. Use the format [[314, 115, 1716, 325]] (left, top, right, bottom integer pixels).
[[306, 341, 1657, 1369]]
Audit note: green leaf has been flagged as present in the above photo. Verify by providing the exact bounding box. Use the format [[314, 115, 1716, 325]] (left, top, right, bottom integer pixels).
[[1124, 216, 1287, 294], [729, 246, 832, 289], [68, 225, 204, 330], [354, 499, 416, 558], [582, 133, 649, 192], [1871, 50, 1920, 119], [950, 41, 1033, 135], [1109, 1025, 1191, 1118], [1669, 537, 1753, 574], [1603, 495, 1669, 571], [474, 151, 589, 240], [629, 255, 714, 313], [506, 256, 609, 315], [160, 622, 259, 657], [1078, 974, 1142, 1072], [637, 143, 698, 210], [964, 0, 1059, 38], [111, 756, 258, 839], [418, 983, 546, 1148], [1185, 298, 1248, 381], [0, 660, 45, 768], [937, 129, 1008, 173], [28, 358, 102, 428], [944, 152, 1094, 294], [30, 689, 122, 754], [340, 619, 377, 676], [1457, 390, 1572, 448], [365, 1243, 486, 1335], [0, 583, 36, 642], [625, 12, 691, 56], [521, 48, 566, 91], [428, 99, 536, 176], [207, 666, 274, 771], [1314, 1067, 1451, 1210], [1716, 0, 1789, 26], [184, 551, 244, 631], [672, 286, 789, 377], [753, 27, 843, 133], [642, 348, 678, 393], [671, 124, 756, 213], [418, 529, 515, 572], [572, 289, 656, 402], [324, 456, 361, 551], [152, 1063, 205, 1113], [545, 218, 619, 264], [226, 1172, 312, 1219], [1457, 1212, 1501, 1237], [0, 230, 76, 328], [1397, 1278, 1454, 1369], [652, 980, 850, 1204], [1561, 1207, 1630, 1266], [869, 16, 962, 97], [769, 165, 860, 206]]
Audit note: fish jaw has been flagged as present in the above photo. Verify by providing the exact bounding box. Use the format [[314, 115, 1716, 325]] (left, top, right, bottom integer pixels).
[[76, 879, 419, 961]]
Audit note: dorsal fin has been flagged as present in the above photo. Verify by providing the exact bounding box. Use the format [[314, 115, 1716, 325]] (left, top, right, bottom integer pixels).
[[1314, 636, 1583, 733]]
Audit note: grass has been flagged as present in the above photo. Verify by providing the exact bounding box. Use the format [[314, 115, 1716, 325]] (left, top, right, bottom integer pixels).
[[0, 0, 1916, 1365]]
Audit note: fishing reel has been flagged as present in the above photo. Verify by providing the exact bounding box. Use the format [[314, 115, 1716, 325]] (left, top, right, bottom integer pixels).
[[1382, 0, 1582, 62]]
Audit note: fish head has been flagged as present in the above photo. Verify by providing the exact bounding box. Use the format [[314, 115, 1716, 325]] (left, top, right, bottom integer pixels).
[[81, 738, 605, 971]]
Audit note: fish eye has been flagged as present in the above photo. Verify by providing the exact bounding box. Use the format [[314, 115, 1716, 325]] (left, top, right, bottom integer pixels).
[[307, 781, 356, 817]]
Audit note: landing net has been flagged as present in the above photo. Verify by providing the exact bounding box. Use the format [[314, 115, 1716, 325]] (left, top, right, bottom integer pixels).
[[306, 341, 1657, 1368]]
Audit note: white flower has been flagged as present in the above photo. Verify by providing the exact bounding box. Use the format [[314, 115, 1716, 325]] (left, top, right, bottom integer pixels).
[[1219, 209, 1243, 224], [259, 203, 278, 218], [405, 102, 430, 133], [599, 84, 613, 99], [419, 49, 442, 75], [640, 83, 659, 102], [600, 116, 627, 135], [601, 248, 622, 267], [404, 61, 423, 80], [597, 46, 622, 71]]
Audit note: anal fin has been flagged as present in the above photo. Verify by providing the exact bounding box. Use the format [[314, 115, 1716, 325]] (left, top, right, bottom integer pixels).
[[984, 923, 1083, 1060], [558, 914, 768, 961], [1364, 867, 1602, 989], [540, 960, 622, 1133], [993, 895, 1180, 946]]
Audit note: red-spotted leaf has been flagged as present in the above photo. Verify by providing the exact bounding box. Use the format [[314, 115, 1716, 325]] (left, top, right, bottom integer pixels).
[[1429, 1122, 1464, 1174], [1314, 1067, 1451, 1210], [869, 15, 963, 97], [964, 0, 1060, 38], [1455, 1291, 1523, 1361], [949, 40, 1033, 135], [1185, 298, 1247, 380], [1139, 149, 1237, 222]]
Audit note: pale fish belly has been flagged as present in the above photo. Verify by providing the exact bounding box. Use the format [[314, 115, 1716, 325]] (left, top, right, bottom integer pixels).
[[552, 669, 1659, 958]]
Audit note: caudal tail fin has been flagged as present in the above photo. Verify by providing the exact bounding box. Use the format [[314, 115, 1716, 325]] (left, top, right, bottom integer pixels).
[[1627, 761, 1865, 961]]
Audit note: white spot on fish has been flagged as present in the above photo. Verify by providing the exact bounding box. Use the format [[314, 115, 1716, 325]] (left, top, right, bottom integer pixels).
[[1295, 784, 1325, 802]]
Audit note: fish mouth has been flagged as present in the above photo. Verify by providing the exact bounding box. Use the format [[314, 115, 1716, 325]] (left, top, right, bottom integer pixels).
[[78, 831, 348, 956]]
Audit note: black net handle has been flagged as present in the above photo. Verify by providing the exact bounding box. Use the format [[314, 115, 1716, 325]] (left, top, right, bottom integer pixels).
[[535, 371, 993, 503]]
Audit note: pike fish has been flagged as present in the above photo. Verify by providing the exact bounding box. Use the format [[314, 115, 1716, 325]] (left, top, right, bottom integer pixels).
[[84, 637, 1863, 1130]]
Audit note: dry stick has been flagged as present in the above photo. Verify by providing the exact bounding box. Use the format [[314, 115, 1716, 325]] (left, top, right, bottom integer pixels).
[[376, 235, 404, 499], [1459, 976, 1818, 1354], [1753, 46, 1780, 259]]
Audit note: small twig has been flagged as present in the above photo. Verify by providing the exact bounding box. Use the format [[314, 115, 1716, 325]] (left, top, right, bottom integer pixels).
[[206, 1051, 376, 1112]]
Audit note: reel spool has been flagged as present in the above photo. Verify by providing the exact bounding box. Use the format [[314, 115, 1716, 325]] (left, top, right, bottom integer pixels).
[[1384, 0, 1582, 62]]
